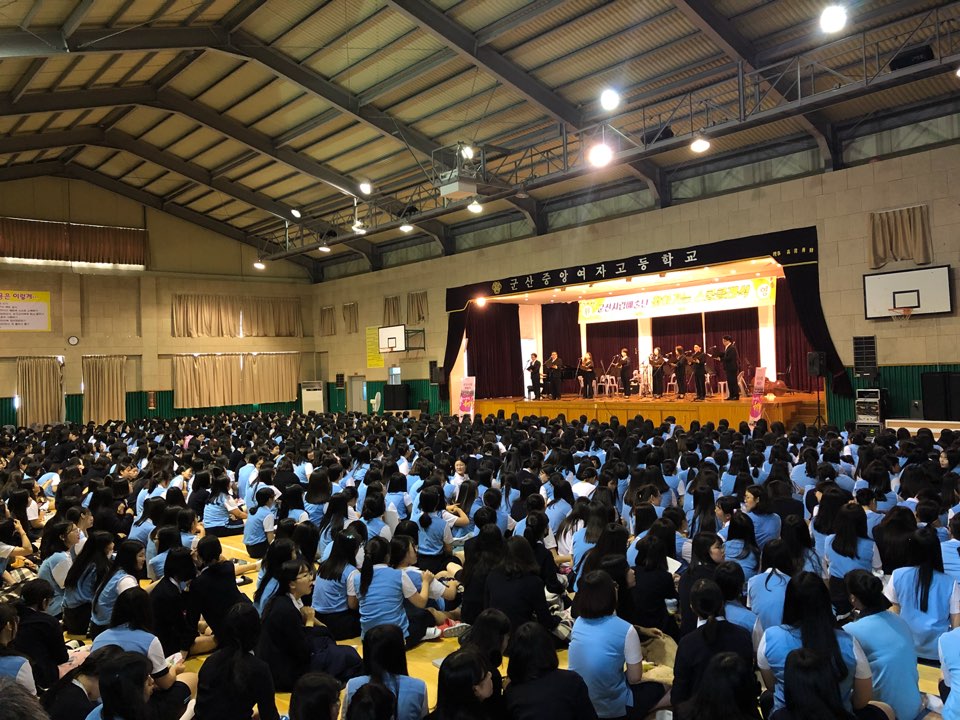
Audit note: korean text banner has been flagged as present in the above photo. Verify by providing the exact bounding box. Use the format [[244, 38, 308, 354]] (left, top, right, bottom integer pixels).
[[578, 277, 776, 323], [0, 290, 50, 332]]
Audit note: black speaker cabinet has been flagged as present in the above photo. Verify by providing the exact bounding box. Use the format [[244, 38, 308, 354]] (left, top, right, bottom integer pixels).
[[384, 383, 410, 411], [429, 360, 440, 385], [921, 372, 950, 421], [806, 351, 826, 377]]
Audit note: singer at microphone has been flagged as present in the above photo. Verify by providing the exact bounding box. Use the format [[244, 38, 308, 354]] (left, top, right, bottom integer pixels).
[[618, 347, 632, 398]]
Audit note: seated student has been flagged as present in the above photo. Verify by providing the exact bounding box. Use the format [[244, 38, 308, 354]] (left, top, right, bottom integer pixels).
[[254, 539, 299, 616], [389, 534, 461, 636], [0, 601, 36, 695], [460, 524, 504, 626], [62, 529, 113, 635], [678, 533, 723, 636], [41, 646, 122, 720], [523, 511, 568, 596], [312, 527, 363, 640], [86, 651, 189, 720], [36, 520, 79, 617], [147, 526, 182, 581], [90, 539, 145, 638], [186, 536, 256, 641], [201, 473, 246, 537], [414, 487, 469, 574], [723, 512, 760, 583], [673, 652, 761, 720], [630, 535, 679, 640], [568, 570, 668, 720], [342, 624, 428, 720], [257, 558, 362, 692], [758, 573, 875, 719], [195, 603, 280, 720], [771, 648, 893, 720], [747, 540, 793, 632], [483, 536, 560, 637], [883, 526, 960, 662], [243, 487, 277, 560], [288, 672, 344, 720], [825, 504, 882, 616], [150, 547, 217, 659], [779, 515, 822, 576], [429, 649, 497, 720], [942, 514, 960, 583], [360, 492, 393, 541], [11, 580, 69, 690], [90, 588, 198, 720], [714, 561, 762, 648], [346, 684, 396, 720], [504, 621, 597, 720], [844, 570, 925, 720], [743, 484, 781, 549], [672, 579, 755, 707]]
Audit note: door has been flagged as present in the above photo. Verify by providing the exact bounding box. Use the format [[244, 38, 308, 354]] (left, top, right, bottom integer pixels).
[[348, 376, 366, 413]]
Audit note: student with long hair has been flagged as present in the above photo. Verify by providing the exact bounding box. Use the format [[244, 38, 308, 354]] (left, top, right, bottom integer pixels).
[[304, 469, 335, 527], [460, 524, 504, 625], [202, 472, 246, 537], [186, 536, 255, 640], [415, 487, 469, 574], [342, 624, 428, 720], [41, 646, 122, 720], [743, 484, 780, 549], [0, 601, 36, 694], [62, 530, 113, 635], [243, 486, 277, 559], [757, 573, 877, 718], [883, 526, 960, 661], [90, 539, 145, 638], [458, 608, 510, 706], [312, 527, 363, 640], [873, 506, 918, 575], [429, 649, 495, 720], [254, 538, 298, 615], [780, 514, 821, 576], [689, 485, 719, 537], [844, 570, 924, 720], [194, 603, 279, 720], [569, 570, 667, 719], [288, 672, 343, 720], [89, 652, 156, 720], [678, 533, 724, 636], [747, 539, 793, 632], [147, 526, 182, 581], [483, 536, 559, 636], [504, 621, 597, 720], [630, 535, 679, 639], [36, 520, 79, 616], [723, 512, 760, 582], [824, 504, 881, 617], [318, 493, 350, 556], [674, 652, 761, 720]]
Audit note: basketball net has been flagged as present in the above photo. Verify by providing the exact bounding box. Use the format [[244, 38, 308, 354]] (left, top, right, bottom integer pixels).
[[888, 308, 913, 322]]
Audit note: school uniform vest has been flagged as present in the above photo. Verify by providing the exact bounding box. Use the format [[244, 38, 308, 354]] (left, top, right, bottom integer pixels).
[[38, 550, 70, 616], [91, 623, 159, 659], [385, 492, 408, 520], [312, 564, 356, 614], [944, 539, 960, 583], [745, 511, 780, 549], [304, 500, 326, 527], [362, 517, 387, 539], [724, 601, 758, 638], [92, 571, 135, 627], [545, 499, 571, 534], [148, 550, 169, 580], [940, 627, 960, 720], [203, 495, 233, 528], [824, 535, 876, 578], [128, 519, 155, 546], [345, 673, 427, 720], [747, 570, 789, 631], [255, 577, 279, 616], [243, 505, 273, 546], [891, 565, 957, 659], [65, 563, 98, 608], [724, 540, 759, 582], [763, 625, 858, 712], [356, 565, 409, 638], [417, 513, 448, 556], [568, 614, 634, 718]]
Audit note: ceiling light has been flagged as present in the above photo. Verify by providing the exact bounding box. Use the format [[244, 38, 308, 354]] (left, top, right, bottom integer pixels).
[[588, 142, 613, 167], [467, 199, 482, 213], [600, 88, 620, 111], [690, 135, 711, 153], [253, 260, 266, 270], [956, 66, 960, 78], [318, 244, 331, 253], [352, 223, 367, 235], [820, 5, 847, 33], [290, 209, 301, 219], [461, 145, 475, 160], [399, 223, 414, 233], [475, 296, 487, 307], [359, 182, 372, 195]]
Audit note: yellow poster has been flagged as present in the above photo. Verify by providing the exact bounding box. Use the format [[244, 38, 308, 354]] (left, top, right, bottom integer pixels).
[[0, 290, 51, 332], [366, 326, 384, 368]]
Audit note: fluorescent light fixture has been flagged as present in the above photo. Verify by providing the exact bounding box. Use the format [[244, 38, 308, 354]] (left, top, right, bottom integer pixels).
[[399, 223, 414, 233], [290, 209, 301, 219], [475, 297, 487, 307], [460, 145, 475, 160], [588, 142, 613, 167], [253, 260, 266, 270], [467, 199, 482, 214], [820, 5, 847, 33], [600, 88, 620, 111], [690, 135, 711, 153], [359, 182, 372, 195]]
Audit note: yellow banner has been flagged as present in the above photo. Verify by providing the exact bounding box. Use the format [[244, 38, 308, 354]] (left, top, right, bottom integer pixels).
[[579, 277, 776, 323], [0, 290, 51, 332], [365, 326, 384, 368]]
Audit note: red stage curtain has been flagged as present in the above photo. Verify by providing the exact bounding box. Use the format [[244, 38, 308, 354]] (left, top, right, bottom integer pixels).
[[541, 302, 581, 394], [466, 303, 523, 399], [586, 319, 639, 376], [775, 278, 819, 392], [704, 308, 760, 382], [651, 314, 704, 357]]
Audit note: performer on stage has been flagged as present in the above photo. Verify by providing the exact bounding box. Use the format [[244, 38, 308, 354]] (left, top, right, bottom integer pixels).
[[543, 351, 563, 400], [721, 335, 740, 400], [649, 347, 665, 398], [690, 343, 707, 401], [672, 345, 688, 400], [578, 353, 595, 399], [617, 348, 632, 397], [526, 353, 541, 400]]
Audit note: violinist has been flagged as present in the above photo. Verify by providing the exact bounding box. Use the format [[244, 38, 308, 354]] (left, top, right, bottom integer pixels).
[[690, 343, 707, 401], [649, 347, 665, 398], [672, 345, 688, 399], [617, 348, 632, 397]]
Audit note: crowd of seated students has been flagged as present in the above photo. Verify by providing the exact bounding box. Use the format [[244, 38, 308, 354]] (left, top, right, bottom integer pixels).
[[3, 412, 960, 719]]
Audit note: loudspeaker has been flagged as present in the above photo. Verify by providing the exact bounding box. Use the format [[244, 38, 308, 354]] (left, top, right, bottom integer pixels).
[[806, 351, 826, 377], [335, 373, 345, 389], [921, 372, 949, 421], [853, 336, 878, 379], [890, 44, 935, 71], [418, 399, 430, 416], [950, 374, 960, 422], [429, 360, 440, 385]]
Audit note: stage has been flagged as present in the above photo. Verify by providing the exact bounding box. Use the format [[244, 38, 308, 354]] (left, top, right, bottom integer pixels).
[[474, 392, 823, 427]]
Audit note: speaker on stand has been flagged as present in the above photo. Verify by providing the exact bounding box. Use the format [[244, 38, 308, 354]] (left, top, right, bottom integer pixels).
[[806, 351, 827, 428]]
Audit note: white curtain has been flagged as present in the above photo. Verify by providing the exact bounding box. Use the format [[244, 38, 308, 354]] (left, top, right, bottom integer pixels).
[[383, 295, 401, 325], [319, 306, 336, 336], [241, 353, 301, 404], [407, 291, 428, 324], [342, 303, 359, 334], [173, 355, 243, 408], [171, 294, 241, 337], [868, 205, 933, 269], [241, 297, 303, 337]]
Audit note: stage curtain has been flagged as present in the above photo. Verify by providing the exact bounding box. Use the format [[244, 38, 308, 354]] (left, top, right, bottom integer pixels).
[[173, 355, 242, 408], [342, 303, 358, 334], [82, 355, 125, 424], [782, 263, 853, 397], [171, 294, 241, 338], [0, 217, 147, 265], [17, 357, 62, 427], [407, 291, 429, 324], [651, 314, 704, 356], [586, 319, 639, 378], [541, 302, 581, 394], [868, 205, 932, 269], [704, 308, 760, 383], [241, 297, 303, 337], [466, 303, 523, 399], [383, 296, 401, 325], [442, 310, 467, 389], [775, 279, 818, 392], [242, 353, 300, 404], [319, 306, 336, 336]]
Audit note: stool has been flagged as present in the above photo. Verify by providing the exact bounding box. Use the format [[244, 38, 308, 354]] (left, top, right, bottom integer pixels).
[[717, 380, 729, 398], [665, 373, 678, 395]]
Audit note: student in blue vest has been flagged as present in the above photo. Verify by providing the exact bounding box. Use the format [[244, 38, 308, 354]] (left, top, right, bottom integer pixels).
[[244, 486, 277, 560], [779, 514, 822, 576], [147, 526, 182, 581], [945, 515, 960, 583], [757, 572, 875, 718], [568, 570, 667, 719], [0, 602, 36, 695], [62, 530, 113, 636], [360, 491, 393, 541], [743, 484, 781, 549], [714, 561, 761, 648], [883, 526, 960, 662], [415, 486, 469, 574], [385, 472, 413, 521], [824, 504, 881, 618], [347, 536, 440, 646], [342, 624, 428, 720], [844, 570, 926, 720], [304, 468, 335, 528], [747, 540, 793, 632], [202, 473, 246, 537], [723, 512, 760, 583], [90, 539, 145, 638], [90, 588, 198, 720], [37, 520, 79, 617], [254, 538, 298, 616], [317, 493, 350, 558], [312, 527, 363, 639]]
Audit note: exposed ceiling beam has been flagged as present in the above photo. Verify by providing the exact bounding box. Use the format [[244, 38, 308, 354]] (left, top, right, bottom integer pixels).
[[10, 58, 45, 104], [0, 160, 65, 181], [221, 0, 270, 31], [670, 0, 835, 168], [62, 0, 95, 39], [341, 236, 381, 271], [20, 0, 44, 30], [382, 0, 584, 129]]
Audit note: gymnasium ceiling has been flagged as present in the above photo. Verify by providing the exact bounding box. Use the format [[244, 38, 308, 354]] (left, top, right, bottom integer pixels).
[[0, 0, 957, 281]]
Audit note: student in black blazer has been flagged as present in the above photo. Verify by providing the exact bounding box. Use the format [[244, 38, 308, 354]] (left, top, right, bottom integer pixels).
[[42, 646, 124, 720], [151, 548, 217, 658], [12, 580, 68, 690], [186, 536, 255, 641], [720, 336, 741, 400]]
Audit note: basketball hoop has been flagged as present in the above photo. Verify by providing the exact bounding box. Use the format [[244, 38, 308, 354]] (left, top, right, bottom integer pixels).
[[888, 307, 913, 322]]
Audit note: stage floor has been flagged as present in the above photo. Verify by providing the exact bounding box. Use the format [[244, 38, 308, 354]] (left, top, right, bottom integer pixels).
[[474, 392, 822, 427]]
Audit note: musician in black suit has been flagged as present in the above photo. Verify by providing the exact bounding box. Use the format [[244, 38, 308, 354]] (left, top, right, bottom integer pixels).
[[617, 348, 632, 397], [649, 347, 665, 398], [526, 353, 541, 400], [721, 335, 740, 400], [543, 351, 563, 400], [579, 353, 595, 399], [672, 345, 688, 399], [690, 343, 707, 401]]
